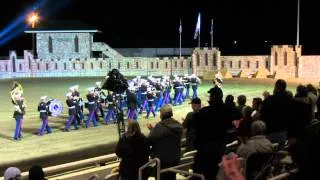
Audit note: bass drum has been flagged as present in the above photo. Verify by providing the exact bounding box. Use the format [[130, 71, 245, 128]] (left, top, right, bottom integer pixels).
[[47, 99, 63, 117]]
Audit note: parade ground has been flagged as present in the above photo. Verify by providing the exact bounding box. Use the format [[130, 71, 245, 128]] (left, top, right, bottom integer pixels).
[[0, 77, 299, 172]]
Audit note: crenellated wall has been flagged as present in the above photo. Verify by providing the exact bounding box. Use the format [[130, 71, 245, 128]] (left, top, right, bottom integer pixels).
[[298, 56, 320, 79]]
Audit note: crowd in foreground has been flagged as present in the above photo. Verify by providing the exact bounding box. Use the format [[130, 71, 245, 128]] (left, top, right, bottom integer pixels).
[[4, 79, 320, 180]]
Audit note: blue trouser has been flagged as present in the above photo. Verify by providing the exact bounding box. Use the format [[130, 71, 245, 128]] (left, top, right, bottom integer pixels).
[[105, 108, 116, 124], [39, 117, 52, 135], [180, 88, 184, 103], [162, 91, 169, 106], [14, 116, 23, 140], [127, 107, 138, 121], [97, 103, 105, 117], [146, 101, 156, 118], [86, 111, 97, 127], [76, 110, 84, 124], [155, 96, 163, 112], [174, 88, 182, 105], [65, 115, 78, 130], [184, 87, 190, 99], [192, 85, 198, 99]]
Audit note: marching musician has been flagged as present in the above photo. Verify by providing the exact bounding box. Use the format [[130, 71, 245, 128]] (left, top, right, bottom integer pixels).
[[146, 87, 156, 118], [105, 91, 117, 124], [13, 92, 25, 140], [191, 74, 201, 99], [64, 92, 78, 131], [38, 96, 52, 136], [173, 76, 183, 106], [85, 87, 98, 128], [94, 81, 105, 120], [183, 74, 191, 100], [126, 87, 138, 121], [139, 82, 148, 114], [154, 78, 164, 112], [70, 85, 84, 125]]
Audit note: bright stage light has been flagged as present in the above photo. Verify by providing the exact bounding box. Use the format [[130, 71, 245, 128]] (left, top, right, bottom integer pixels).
[[27, 13, 39, 28]]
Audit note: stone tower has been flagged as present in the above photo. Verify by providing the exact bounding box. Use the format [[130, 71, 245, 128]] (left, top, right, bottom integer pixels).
[[192, 47, 221, 76]]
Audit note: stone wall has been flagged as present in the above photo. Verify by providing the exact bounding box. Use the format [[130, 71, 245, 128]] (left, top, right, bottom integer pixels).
[[298, 56, 320, 79], [192, 47, 220, 76], [37, 33, 92, 59]]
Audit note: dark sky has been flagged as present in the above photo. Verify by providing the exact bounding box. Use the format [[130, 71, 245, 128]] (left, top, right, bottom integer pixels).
[[0, 0, 319, 56]]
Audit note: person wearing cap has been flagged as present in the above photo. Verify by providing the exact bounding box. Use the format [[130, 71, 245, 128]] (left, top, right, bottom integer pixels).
[[4, 167, 21, 180], [70, 85, 84, 125], [192, 86, 241, 180], [38, 96, 52, 136], [85, 87, 98, 128], [182, 97, 201, 151], [146, 88, 156, 119], [13, 93, 25, 140], [147, 105, 183, 180], [105, 91, 117, 124], [94, 81, 105, 119], [190, 74, 201, 99], [183, 74, 191, 100], [64, 92, 78, 131]]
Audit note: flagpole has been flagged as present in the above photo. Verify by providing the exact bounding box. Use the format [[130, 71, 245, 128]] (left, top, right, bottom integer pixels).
[[296, 0, 300, 46], [198, 33, 200, 48], [179, 19, 182, 58], [211, 19, 213, 48]]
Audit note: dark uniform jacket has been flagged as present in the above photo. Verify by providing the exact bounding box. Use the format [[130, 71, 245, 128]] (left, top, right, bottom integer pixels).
[[13, 99, 25, 118], [86, 93, 97, 111], [38, 102, 48, 119], [66, 99, 76, 115]]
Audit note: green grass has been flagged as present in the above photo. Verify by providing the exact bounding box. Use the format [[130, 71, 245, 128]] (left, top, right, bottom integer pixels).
[[0, 77, 297, 167]]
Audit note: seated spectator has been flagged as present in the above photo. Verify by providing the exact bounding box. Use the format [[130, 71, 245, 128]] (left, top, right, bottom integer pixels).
[[237, 106, 253, 144], [116, 121, 150, 180], [286, 90, 294, 99], [29, 165, 46, 180], [251, 97, 262, 121], [306, 84, 318, 119], [4, 167, 21, 180], [225, 95, 236, 109], [147, 105, 183, 180], [237, 120, 273, 161], [182, 97, 201, 151], [262, 91, 270, 100], [237, 95, 247, 116]]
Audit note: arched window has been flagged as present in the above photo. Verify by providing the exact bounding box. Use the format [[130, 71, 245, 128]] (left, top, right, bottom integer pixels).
[[100, 62, 103, 69], [213, 54, 217, 67], [196, 53, 200, 66], [48, 36, 53, 53], [180, 61, 183, 68], [64, 62, 67, 70], [165, 62, 168, 68], [81, 63, 85, 69], [156, 62, 159, 69], [174, 61, 177, 68], [19, 64, 22, 71], [46, 63, 49, 70], [37, 63, 40, 70], [265, 60, 269, 69], [284, 51, 287, 65], [91, 62, 94, 69], [238, 61, 241, 68], [189, 61, 192, 68], [229, 61, 233, 68], [72, 63, 76, 70], [275, 52, 278, 66], [55, 63, 58, 70], [151, 62, 154, 69], [28, 56, 31, 70], [205, 53, 208, 66], [256, 61, 259, 68], [247, 61, 250, 68], [221, 61, 224, 68], [136, 62, 139, 69], [127, 62, 130, 69], [109, 62, 112, 69], [118, 62, 121, 69], [74, 35, 79, 53], [294, 53, 298, 66]]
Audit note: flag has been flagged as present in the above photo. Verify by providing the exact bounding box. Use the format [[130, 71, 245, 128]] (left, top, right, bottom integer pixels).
[[194, 13, 201, 39], [210, 19, 213, 35], [179, 19, 182, 34]]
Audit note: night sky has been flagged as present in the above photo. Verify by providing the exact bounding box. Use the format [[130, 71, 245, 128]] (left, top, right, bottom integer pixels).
[[0, 0, 319, 56]]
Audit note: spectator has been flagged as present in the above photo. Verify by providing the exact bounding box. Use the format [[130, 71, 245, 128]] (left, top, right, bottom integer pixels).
[[237, 95, 247, 116], [288, 85, 312, 140], [286, 90, 294, 99], [225, 95, 236, 108], [260, 79, 291, 146], [192, 86, 241, 180], [182, 97, 201, 151], [251, 97, 263, 121], [116, 121, 150, 180], [306, 84, 318, 119], [237, 106, 254, 144], [262, 91, 270, 100], [29, 165, 46, 180], [147, 105, 183, 180], [4, 167, 21, 180], [237, 120, 273, 161]]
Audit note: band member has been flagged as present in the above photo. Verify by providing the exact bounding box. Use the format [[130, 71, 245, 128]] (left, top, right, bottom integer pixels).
[[173, 76, 183, 106], [70, 85, 84, 125], [13, 93, 25, 140], [86, 87, 98, 128], [191, 74, 201, 99], [105, 91, 117, 124], [162, 77, 172, 105], [146, 88, 156, 118], [38, 96, 52, 135], [127, 87, 138, 121], [94, 81, 105, 119], [214, 72, 224, 88], [183, 74, 191, 99], [139, 82, 148, 113], [64, 92, 78, 131], [154, 79, 164, 112]]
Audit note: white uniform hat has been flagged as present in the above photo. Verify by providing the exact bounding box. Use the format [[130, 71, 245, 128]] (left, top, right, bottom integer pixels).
[[66, 92, 72, 97], [137, 75, 141, 79], [87, 87, 95, 92], [147, 87, 151, 92], [95, 82, 101, 86], [40, 96, 47, 100]]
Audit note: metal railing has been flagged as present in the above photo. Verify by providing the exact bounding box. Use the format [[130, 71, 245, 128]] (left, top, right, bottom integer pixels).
[[268, 168, 298, 180], [139, 158, 160, 180]]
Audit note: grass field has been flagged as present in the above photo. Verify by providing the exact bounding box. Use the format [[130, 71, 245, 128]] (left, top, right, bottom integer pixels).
[[0, 77, 299, 172]]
